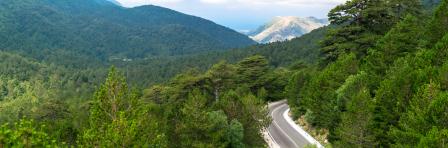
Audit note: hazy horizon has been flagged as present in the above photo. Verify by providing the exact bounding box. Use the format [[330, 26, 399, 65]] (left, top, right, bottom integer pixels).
[[115, 0, 347, 31]]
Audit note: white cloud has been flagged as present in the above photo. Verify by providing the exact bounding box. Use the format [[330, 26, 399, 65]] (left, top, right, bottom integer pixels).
[[200, 0, 228, 4], [150, 0, 184, 4]]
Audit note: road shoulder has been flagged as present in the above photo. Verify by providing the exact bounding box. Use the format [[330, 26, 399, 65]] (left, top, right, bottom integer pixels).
[[282, 108, 323, 148]]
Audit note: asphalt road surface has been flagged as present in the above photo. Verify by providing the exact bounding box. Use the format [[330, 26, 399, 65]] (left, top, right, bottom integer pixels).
[[268, 101, 312, 148]]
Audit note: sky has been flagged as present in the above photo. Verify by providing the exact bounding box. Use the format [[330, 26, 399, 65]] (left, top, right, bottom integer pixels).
[[115, 0, 348, 31]]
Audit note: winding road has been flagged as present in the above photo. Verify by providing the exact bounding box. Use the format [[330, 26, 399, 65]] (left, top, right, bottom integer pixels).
[[267, 100, 322, 148]]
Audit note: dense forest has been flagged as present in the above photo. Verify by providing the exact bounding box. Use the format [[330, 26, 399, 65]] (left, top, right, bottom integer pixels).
[[0, 0, 254, 66], [124, 26, 328, 86], [1, 0, 448, 147], [0, 54, 288, 147], [0, 0, 327, 87], [287, 0, 448, 147]]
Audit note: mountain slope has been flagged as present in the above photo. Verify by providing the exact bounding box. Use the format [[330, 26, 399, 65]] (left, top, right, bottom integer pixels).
[[106, 0, 121, 6], [0, 0, 255, 64], [126, 26, 329, 86], [249, 16, 328, 43]]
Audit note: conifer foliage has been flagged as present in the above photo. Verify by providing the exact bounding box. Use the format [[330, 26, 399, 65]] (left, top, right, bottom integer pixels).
[[80, 67, 167, 147], [1, 0, 448, 147], [286, 0, 448, 147]]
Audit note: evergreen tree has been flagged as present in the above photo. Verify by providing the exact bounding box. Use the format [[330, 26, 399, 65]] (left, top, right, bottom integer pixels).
[[301, 53, 358, 129], [334, 72, 376, 147], [261, 68, 290, 101], [177, 90, 215, 147], [215, 89, 270, 147], [205, 61, 237, 101], [322, 0, 422, 65], [364, 15, 426, 76], [371, 49, 436, 146], [286, 68, 315, 117], [80, 67, 166, 147], [428, 0, 448, 45], [389, 83, 440, 146], [433, 34, 448, 66], [177, 89, 246, 148], [239, 93, 270, 147], [236, 55, 269, 93], [228, 120, 245, 148], [0, 119, 59, 147], [389, 81, 448, 147]]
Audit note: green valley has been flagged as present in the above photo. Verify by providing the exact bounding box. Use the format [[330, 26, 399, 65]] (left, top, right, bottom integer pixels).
[[1, 0, 448, 147]]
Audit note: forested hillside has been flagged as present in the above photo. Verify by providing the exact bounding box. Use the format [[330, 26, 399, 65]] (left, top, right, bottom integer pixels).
[[0, 54, 289, 147], [0, 0, 328, 87], [286, 0, 448, 147], [126, 26, 328, 86], [0, 0, 254, 66], [2, 0, 448, 147]]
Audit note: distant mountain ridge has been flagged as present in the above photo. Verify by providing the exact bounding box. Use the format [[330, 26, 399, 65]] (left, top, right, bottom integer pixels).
[[106, 0, 121, 6], [0, 0, 255, 66], [249, 16, 328, 43]]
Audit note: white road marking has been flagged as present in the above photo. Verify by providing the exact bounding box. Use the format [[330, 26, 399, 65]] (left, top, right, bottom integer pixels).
[[264, 128, 281, 148], [270, 104, 300, 148]]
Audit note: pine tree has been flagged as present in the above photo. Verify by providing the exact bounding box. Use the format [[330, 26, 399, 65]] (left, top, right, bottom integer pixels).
[[322, 0, 422, 65], [228, 120, 245, 148], [177, 90, 233, 148], [428, 0, 448, 45], [301, 53, 358, 129], [286, 69, 315, 117], [371, 49, 436, 146], [206, 61, 236, 101], [216, 89, 269, 147], [334, 74, 376, 147], [0, 119, 59, 147], [261, 68, 290, 101], [80, 67, 166, 147], [389, 81, 448, 147], [433, 34, 448, 65], [236, 55, 269, 93], [364, 15, 426, 76], [239, 93, 270, 147], [389, 83, 440, 146]]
